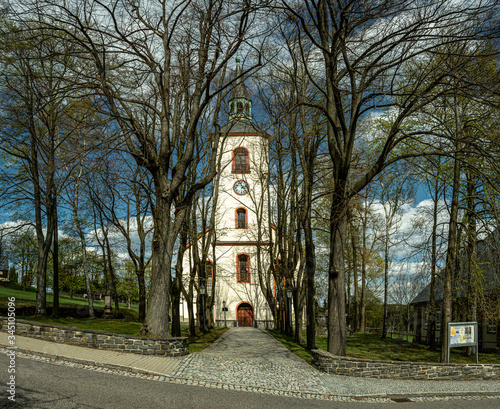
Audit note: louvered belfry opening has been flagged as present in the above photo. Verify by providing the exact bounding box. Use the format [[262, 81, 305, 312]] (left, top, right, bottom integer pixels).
[[233, 147, 249, 172]]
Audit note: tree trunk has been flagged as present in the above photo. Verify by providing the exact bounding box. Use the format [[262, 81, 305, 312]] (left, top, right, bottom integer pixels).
[[143, 194, 175, 337], [172, 223, 188, 337], [171, 283, 181, 337], [187, 293, 196, 337], [382, 235, 389, 339], [33, 136, 54, 316], [360, 202, 368, 332], [466, 172, 478, 356], [52, 200, 59, 317], [428, 175, 440, 349], [104, 234, 119, 317], [35, 245, 50, 316], [327, 199, 347, 356], [294, 279, 306, 343], [76, 221, 94, 318], [305, 221, 317, 349], [351, 227, 360, 332], [137, 267, 147, 323], [440, 149, 461, 363]]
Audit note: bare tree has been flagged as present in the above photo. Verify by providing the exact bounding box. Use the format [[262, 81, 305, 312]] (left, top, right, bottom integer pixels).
[[0, 21, 92, 315], [88, 156, 153, 322], [20, 0, 267, 336], [281, 0, 499, 355]]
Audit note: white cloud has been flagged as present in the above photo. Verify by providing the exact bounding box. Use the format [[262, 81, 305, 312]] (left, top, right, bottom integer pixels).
[[86, 216, 154, 262]]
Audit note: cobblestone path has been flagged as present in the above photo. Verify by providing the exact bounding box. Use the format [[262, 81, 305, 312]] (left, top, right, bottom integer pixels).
[[172, 328, 328, 394]]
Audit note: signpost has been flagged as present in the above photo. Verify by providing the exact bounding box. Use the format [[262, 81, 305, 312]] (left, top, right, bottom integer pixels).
[[447, 322, 478, 364], [222, 301, 227, 328]]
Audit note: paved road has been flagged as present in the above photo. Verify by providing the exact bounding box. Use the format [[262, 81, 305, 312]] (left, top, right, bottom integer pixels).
[[2, 354, 500, 409]]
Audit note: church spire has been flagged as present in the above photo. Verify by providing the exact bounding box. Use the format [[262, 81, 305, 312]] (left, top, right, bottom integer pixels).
[[228, 54, 252, 122]]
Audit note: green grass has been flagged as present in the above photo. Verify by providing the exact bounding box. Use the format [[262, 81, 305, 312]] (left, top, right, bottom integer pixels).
[[0, 283, 138, 312], [187, 327, 228, 353], [268, 330, 313, 363], [15, 314, 227, 354], [17, 316, 144, 336], [269, 330, 500, 365], [2, 283, 227, 353]]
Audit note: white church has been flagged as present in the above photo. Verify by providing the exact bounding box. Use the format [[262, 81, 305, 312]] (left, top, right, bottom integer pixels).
[[181, 56, 276, 328]]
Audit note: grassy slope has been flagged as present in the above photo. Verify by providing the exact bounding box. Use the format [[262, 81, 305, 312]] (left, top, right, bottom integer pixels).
[[1, 284, 226, 354], [15, 316, 227, 354], [17, 316, 143, 336], [0, 283, 138, 312], [269, 330, 500, 365]]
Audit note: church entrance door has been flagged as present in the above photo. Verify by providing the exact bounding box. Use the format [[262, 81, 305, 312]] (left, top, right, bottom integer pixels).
[[237, 303, 254, 327]]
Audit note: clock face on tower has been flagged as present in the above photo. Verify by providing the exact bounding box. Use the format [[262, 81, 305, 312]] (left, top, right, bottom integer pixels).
[[233, 180, 249, 195]]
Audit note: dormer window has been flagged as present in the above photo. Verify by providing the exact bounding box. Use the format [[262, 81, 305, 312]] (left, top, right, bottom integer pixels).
[[232, 147, 250, 173]]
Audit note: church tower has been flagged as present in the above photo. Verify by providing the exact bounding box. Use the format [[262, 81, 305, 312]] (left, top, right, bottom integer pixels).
[[211, 56, 272, 328]]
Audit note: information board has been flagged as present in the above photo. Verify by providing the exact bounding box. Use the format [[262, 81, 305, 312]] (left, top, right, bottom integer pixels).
[[449, 323, 475, 346], [447, 321, 478, 363]]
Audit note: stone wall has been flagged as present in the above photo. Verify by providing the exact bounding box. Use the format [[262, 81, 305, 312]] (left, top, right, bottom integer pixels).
[[311, 349, 500, 380], [0, 317, 188, 357]]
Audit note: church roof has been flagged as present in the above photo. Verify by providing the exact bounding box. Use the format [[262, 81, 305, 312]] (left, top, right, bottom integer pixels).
[[229, 56, 251, 102], [220, 118, 268, 135], [411, 231, 500, 305]]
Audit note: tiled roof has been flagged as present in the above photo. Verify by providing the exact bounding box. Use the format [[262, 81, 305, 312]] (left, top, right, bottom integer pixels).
[[229, 59, 251, 102], [411, 232, 500, 305], [220, 119, 267, 135]]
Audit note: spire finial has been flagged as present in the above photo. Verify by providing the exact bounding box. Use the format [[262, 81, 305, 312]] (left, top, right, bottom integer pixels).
[[229, 52, 252, 122]]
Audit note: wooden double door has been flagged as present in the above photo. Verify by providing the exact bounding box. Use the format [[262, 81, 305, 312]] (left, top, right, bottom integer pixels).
[[237, 303, 254, 327]]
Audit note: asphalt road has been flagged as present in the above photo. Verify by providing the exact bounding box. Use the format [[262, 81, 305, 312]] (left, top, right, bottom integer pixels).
[[2, 354, 500, 409]]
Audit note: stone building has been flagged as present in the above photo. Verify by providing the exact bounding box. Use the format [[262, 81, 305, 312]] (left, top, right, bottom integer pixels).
[[411, 231, 500, 351]]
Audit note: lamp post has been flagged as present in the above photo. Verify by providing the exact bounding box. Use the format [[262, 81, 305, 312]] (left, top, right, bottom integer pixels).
[[200, 284, 206, 331], [286, 288, 293, 335], [222, 300, 227, 328]]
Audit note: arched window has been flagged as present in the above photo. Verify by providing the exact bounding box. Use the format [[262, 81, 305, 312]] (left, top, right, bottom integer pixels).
[[235, 208, 247, 229], [237, 254, 250, 283], [232, 147, 250, 173]]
